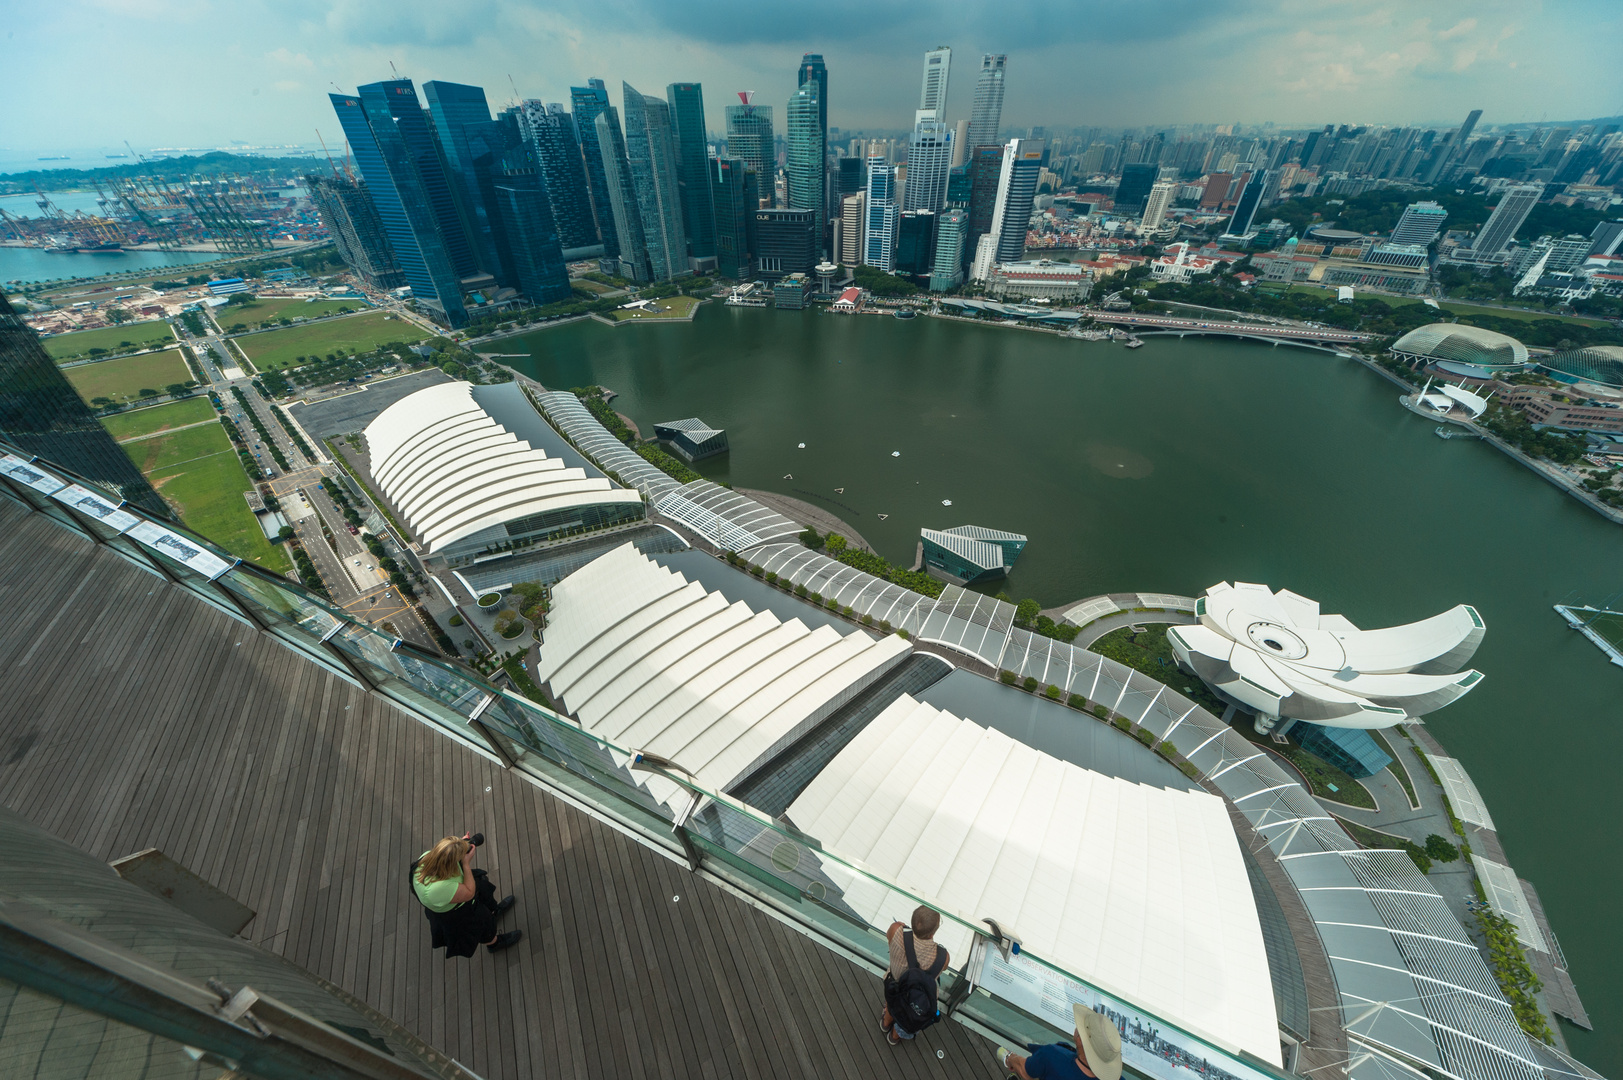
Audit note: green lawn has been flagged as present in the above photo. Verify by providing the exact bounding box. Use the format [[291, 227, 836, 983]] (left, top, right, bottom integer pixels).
[[128, 420, 289, 572], [44, 320, 175, 361], [64, 349, 192, 403], [609, 295, 700, 321], [103, 396, 217, 441], [1280, 284, 1607, 327], [215, 296, 367, 330], [1583, 610, 1623, 652], [234, 311, 429, 371]]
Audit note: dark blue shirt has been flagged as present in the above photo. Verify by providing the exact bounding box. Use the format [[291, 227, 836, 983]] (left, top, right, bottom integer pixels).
[[1024, 1042, 1091, 1080]]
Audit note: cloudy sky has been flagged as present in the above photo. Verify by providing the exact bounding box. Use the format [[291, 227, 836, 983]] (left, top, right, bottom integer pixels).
[[5, 0, 1618, 156]]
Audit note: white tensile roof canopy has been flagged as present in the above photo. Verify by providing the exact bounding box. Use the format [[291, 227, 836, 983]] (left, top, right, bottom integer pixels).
[[1169, 581, 1485, 727]]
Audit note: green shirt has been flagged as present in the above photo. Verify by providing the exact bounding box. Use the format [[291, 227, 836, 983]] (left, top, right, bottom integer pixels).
[[413, 852, 464, 913]]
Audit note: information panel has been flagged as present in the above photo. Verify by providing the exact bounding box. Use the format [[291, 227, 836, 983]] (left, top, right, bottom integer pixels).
[[128, 520, 234, 580], [980, 951, 1279, 1080], [0, 454, 68, 497], [51, 484, 141, 534]]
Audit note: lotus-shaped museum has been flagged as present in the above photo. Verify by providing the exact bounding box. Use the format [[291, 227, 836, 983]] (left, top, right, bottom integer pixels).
[[1168, 581, 1485, 730]]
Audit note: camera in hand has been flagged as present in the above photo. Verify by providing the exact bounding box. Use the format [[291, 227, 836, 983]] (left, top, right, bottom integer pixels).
[[468, 832, 485, 848]]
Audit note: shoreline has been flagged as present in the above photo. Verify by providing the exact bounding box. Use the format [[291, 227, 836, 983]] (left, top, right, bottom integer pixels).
[[738, 488, 874, 553]]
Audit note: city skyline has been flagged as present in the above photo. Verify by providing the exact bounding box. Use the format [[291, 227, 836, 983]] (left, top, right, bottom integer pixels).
[[4, 1, 1620, 155]]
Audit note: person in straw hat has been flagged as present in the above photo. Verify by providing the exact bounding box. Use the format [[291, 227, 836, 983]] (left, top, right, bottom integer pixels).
[[993, 1003, 1122, 1080]]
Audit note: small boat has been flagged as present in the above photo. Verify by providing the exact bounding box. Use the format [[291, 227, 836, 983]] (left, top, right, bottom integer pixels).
[[877, 514, 889, 521], [891, 451, 900, 457], [798, 442, 805, 448], [783, 473, 793, 479], [942, 500, 952, 506], [834, 487, 844, 494]]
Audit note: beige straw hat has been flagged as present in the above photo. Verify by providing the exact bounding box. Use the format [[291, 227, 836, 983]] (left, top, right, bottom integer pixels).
[[1073, 1004, 1123, 1080]]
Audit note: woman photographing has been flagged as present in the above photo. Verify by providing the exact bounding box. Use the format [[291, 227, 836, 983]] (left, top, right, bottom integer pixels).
[[410, 833, 522, 957]]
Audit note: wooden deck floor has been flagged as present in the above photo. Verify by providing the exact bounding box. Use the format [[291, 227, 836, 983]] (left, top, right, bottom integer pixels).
[[0, 497, 1001, 1080]]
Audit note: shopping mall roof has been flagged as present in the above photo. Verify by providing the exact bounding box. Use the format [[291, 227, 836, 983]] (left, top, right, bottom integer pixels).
[[533, 543, 911, 810], [1391, 323, 1530, 371], [363, 381, 642, 554], [786, 693, 1282, 1063]]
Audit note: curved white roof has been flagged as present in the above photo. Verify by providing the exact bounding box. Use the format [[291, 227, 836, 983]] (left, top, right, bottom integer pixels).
[[534, 544, 911, 809], [787, 694, 1280, 1064], [1169, 582, 1484, 726], [364, 382, 642, 553], [1392, 323, 1528, 368]]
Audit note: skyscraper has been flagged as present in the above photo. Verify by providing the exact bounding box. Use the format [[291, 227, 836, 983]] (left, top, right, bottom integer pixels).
[[989, 137, 1045, 264], [724, 95, 775, 206], [1474, 183, 1542, 255], [621, 84, 688, 281], [838, 191, 864, 268], [570, 79, 621, 258], [667, 83, 717, 267], [491, 169, 572, 304], [950, 119, 971, 169], [710, 156, 753, 280], [1225, 170, 1267, 237], [967, 55, 1006, 151], [917, 46, 951, 123], [786, 80, 826, 246], [305, 173, 404, 290], [331, 82, 469, 326], [517, 101, 600, 255], [0, 293, 167, 517], [931, 208, 967, 291], [423, 81, 505, 279], [1142, 181, 1176, 233], [595, 105, 651, 282], [895, 210, 937, 277], [903, 121, 953, 213], [864, 157, 898, 271], [965, 144, 1005, 267], [753, 208, 817, 280], [1116, 162, 1159, 214], [797, 54, 828, 136], [1390, 201, 1448, 247]]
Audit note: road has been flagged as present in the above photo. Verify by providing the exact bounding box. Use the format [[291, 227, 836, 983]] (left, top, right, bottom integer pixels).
[[1089, 311, 1373, 343]]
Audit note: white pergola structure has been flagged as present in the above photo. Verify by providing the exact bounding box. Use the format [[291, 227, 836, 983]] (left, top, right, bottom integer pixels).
[[1168, 582, 1485, 730]]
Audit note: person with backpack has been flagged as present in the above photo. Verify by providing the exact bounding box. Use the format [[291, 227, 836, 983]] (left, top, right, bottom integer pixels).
[[993, 1004, 1123, 1080], [410, 832, 522, 958], [880, 905, 950, 1045]]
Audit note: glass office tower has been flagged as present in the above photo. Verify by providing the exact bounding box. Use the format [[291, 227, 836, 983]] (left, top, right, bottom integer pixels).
[[711, 156, 754, 280], [517, 101, 599, 254], [622, 84, 688, 282], [797, 54, 828, 136], [493, 170, 573, 304], [331, 82, 469, 326], [863, 157, 898, 271], [667, 83, 717, 265], [570, 79, 621, 259], [725, 99, 775, 207], [786, 80, 826, 247], [595, 106, 652, 282], [989, 137, 1045, 263], [0, 293, 167, 517], [968, 55, 1006, 150], [965, 144, 1005, 267], [423, 80, 505, 279]]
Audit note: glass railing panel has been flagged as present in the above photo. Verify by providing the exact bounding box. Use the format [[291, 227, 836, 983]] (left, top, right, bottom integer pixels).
[[390, 648, 488, 717], [0, 460, 93, 538], [491, 695, 678, 824]]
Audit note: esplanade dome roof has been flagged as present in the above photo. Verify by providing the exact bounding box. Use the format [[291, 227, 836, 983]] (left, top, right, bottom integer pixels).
[[1392, 323, 1529, 369], [1541, 344, 1623, 388]]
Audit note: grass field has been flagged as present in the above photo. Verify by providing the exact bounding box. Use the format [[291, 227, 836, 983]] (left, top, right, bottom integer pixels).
[[126, 420, 289, 572], [1580, 610, 1623, 651], [215, 296, 367, 329], [609, 295, 700, 321], [44, 320, 175, 360], [572, 279, 617, 295], [102, 396, 217, 441], [64, 349, 192, 403], [1280, 284, 1608, 327], [234, 311, 428, 371]]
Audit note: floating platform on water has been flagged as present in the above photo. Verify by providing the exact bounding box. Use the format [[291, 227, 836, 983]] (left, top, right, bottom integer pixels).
[[1555, 604, 1623, 669]]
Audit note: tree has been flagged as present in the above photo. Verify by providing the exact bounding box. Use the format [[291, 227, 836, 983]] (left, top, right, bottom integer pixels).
[[1015, 598, 1041, 626], [799, 527, 824, 550], [106, 307, 131, 324], [1424, 834, 1460, 863], [824, 533, 848, 552], [277, 525, 295, 540]]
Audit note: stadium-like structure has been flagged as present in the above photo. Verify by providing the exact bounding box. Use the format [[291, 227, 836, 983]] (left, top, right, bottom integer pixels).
[[1168, 581, 1485, 730], [1539, 344, 1623, 389]]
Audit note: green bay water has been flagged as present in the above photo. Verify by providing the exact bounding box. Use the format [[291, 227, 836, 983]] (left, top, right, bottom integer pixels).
[[504, 304, 1622, 1072]]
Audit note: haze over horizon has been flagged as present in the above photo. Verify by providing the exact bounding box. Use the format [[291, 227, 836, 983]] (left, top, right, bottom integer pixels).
[[4, 0, 1620, 158]]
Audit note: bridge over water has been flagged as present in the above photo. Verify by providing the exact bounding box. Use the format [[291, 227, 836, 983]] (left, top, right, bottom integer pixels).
[[1090, 311, 1372, 350]]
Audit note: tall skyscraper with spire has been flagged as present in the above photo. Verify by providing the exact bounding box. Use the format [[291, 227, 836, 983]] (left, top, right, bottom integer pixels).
[[570, 79, 621, 258], [724, 93, 775, 207], [786, 79, 826, 247], [968, 54, 1006, 150]]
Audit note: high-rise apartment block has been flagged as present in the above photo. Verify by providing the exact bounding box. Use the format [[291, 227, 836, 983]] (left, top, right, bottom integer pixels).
[[305, 173, 404, 290], [0, 293, 168, 517], [917, 46, 951, 123], [1474, 183, 1542, 256], [330, 81, 469, 326], [517, 101, 600, 255], [786, 80, 826, 246], [667, 83, 717, 267], [725, 95, 775, 207], [988, 137, 1045, 264], [1390, 201, 1448, 248], [570, 79, 621, 258], [1141, 181, 1176, 233], [931, 208, 968, 292], [967, 54, 1006, 151], [863, 157, 898, 271], [622, 83, 688, 281]]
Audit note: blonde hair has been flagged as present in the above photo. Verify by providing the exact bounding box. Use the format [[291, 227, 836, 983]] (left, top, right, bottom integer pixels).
[[417, 836, 469, 884]]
